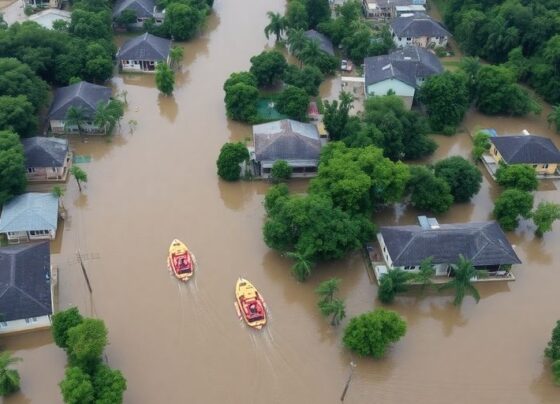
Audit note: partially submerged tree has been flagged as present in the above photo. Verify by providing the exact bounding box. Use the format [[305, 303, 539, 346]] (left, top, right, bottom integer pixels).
[[249, 50, 287, 87], [155, 63, 175, 96], [65, 106, 87, 134], [169, 45, 184, 70], [439, 255, 488, 306], [315, 278, 341, 304], [285, 249, 314, 282], [493, 189, 534, 231], [59, 367, 94, 404], [434, 156, 483, 202], [0, 130, 27, 205], [377, 269, 411, 304], [216, 142, 249, 181], [94, 100, 124, 134], [495, 164, 538, 192], [319, 299, 346, 326], [70, 166, 88, 193], [407, 166, 454, 214], [532, 201, 560, 237], [224, 83, 259, 123], [275, 85, 310, 122], [323, 92, 353, 141], [264, 11, 286, 42], [270, 160, 292, 183], [412, 257, 436, 293], [545, 320, 560, 385], [66, 318, 108, 372], [0, 352, 22, 397], [52, 307, 84, 349], [472, 131, 491, 160]]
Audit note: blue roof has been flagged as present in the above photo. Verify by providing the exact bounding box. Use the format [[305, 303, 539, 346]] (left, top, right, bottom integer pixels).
[[0, 193, 58, 233]]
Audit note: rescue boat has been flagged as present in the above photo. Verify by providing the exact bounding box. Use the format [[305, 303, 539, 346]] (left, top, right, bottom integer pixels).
[[167, 239, 195, 282], [234, 278, 267, 329]]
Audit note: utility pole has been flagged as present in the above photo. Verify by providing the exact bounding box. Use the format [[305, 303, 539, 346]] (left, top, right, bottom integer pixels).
[[77, 250, 93, 294], [340, 361, 357, 402]]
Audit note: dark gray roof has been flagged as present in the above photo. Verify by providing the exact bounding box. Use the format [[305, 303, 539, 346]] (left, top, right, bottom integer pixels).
[[113, 0, 155, 18], [304, 30, 334, 56], [390, 14, 450, 38], [48, 81, 112, 120], [364, 46, 443, 87], [117, 33, 171, 61], [253, 119, 321, 162], [380, 221, 521, 267], [0, 242, 52, 322], [22, 137, 68, 168], [490, 135, 560, 164]]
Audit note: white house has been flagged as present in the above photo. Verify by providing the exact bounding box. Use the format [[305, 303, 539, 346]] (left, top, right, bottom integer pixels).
[[0, 242, 54, 335], [0, 193, 59, 243], [390, 13, 451, 48]]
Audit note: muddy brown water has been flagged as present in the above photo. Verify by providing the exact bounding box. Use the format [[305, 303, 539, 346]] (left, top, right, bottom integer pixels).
[[2, 0, 560, 403]]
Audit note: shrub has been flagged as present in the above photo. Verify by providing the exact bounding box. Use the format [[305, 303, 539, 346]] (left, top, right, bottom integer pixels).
[[270, 160, 292, 183], [52, 307, 84, 349], [495, 164, 538, 192], [472, 131, 491, 160], [493, 189, 534, 231], [216, 142, 249, 181]]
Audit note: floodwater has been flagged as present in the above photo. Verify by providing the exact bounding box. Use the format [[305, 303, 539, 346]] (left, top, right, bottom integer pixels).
[[2, 0, 560, 403]]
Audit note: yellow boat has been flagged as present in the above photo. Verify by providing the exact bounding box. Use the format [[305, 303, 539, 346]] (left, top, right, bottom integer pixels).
[[235, 278, 267, 329], [167, 239, 195, 282]]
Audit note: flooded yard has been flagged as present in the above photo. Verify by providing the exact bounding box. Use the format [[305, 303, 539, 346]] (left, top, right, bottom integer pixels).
[[2, 0, 560, 403]]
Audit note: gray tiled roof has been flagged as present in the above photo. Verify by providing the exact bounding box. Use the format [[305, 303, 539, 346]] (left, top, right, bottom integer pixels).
[[113, 0, 155, 18], [253, 119, 321, 162], [0, 193, 58, 233], [0, 242, 52, 322], [390, 14, 450, 38], [116, 33, 171, 61], [380, 221, 521, 267], [364, 46, 443, 87], [48, 81, 112, 120], [490, 135, 560, 164], [22, 137, 68, 168], [304, 30, 335, 56]]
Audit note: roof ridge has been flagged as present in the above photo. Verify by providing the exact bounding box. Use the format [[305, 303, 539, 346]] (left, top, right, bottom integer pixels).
[[9, 284, 51, 314]]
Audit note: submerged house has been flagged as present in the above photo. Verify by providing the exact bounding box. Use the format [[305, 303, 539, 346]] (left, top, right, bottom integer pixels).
[[116, 33, 171, 73], [23, 0, 60, 9], [489, 132, 560, 176], [377, 217, 521, 278], [48, 81, 112, 134], [22, 137, 71, 182], [362, 0, 426, 19], [364, 46, 443, 109], [0, 193, 59, 243], [0, 242, 54, 335], [303, 30, 335, 56], [113, 0, 164, 28], [251, 119, 322, 178], [390, 13, 450, 48]]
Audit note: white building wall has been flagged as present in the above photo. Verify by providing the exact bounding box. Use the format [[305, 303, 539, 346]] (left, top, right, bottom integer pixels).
[[0, 315, 51, 335]]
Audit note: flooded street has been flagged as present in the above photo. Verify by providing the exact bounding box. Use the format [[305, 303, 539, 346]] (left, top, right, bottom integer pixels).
[[2, 0, 560, 403]]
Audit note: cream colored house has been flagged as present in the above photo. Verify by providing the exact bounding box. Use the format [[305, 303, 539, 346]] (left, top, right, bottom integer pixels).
[[22, 137, 71, 182], [489, 133, 560, 175], [390, 14, 450, 49]]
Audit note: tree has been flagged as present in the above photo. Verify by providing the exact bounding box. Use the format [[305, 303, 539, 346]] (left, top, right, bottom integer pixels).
[[92, 364, 127, 404], [83, 42, 113, 83], [249, 51, 287, 87], [546, 320, 560, 363], [94, 100, 124, 134], [0, 352, 21, 397], [342, 309, 407, 358], [66, 318, 108, 371], [70, 166, 88, 193], [275, 85, 310, 121], [323, 92, 353, 141], [224, 83, 259, 122], [223, 71, 257, 92], [552, 360, 560, 385], [59, 367, 94, 404], [377, 269, 411, 304], [0, 130, 27, 206], [493, 189, 534, 231], [0, 58, 49, 112], [285, 249, 314, 281], [412, 257, 435, 293], [65, 106, 87, 134], [495, 164, 538, 192], [52, 307, 84, 349], [305, 0, 330, 29], [283, 65, 324, 96], [114, 9, 137, 29], [169, 45, 184, 70], [318, 299, 346, 326], [315, 278, 341, 304], [472, 131, 491, 160], [162, 2, 206, 41], [264, 11, 285, 42], [285, 1, 308, 30], [532, 201, 560, 237], [287, 28, 309, 59], [270, 160, 292, 183], [439, 255, 487, 306], [418, 72, 470, 132], [547, 105, 560, 133], [155, 63, 175, 95], [407, 166, 454, 214], [434, 156, 483, 203], [216, 142, 249, 181], [0, 95, 37, 136], [52, 185, 66, 209]]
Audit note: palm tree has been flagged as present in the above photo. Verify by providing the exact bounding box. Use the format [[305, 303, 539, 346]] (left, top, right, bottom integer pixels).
[[95, 100, 124, 134], [378, 269, 412, 304], [70, 166, 87, 193], [318, 298, 346, 326], [0, 352, 22, 396], [315, 278, 341, 304], [64, 106, 86, 134], [439, 255, 488, 306], [412, 257, 435, 294], [264, 11, 286, 42], [285, 249, 314, 281], [299, 39, 323, 66], [52, 185, 65, 210], [547, 105, 560, 132], [287, 29, 308, 60]]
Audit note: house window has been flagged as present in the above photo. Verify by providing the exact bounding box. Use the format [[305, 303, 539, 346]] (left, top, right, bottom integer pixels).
[[29, 230, 49, 236], [543, 164, 549, 169], [25, 317, 38, 324], [406, 37, 411, 41], [27, 167, 36, 173], [494, 148, 498, 156]]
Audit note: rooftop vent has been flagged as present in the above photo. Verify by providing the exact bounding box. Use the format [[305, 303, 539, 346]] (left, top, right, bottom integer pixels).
[[522, 129, 530, 136], [404, 56, 412, 60], [382, 64, 391, 70]]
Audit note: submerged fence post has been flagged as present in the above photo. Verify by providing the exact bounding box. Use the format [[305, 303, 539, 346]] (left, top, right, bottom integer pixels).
[[340, 361, 357, 402]]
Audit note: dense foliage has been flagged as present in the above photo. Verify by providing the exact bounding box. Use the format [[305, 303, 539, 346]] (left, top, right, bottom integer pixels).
[[224, 83, 259, 123], [270, 160, 292, 183], [323, 92, 353, 141], [0, 130, 27, 205], [249, 51, 287, 87], [343, 309, 407, 358], [52, 307, 84, 349], [275, 85, 310, 121], [407, 166, 453, 214], [439, 255, 487, 306], [495, 164, 538, 192], [0, 58, 49, 112], [434, 156, 482, 203], [0, 352, 21, 397], [155, 63, 175, 95], [147, 0, 212, 41], [472, 131, 491, 160], [545, 320, 560, 385], [493, 189, 534, 231], [315, 278, 346, 326], [532, 201, 560, 237], [283, 65, 324, 96], [0, 95, 36, 136], [377, 270, 411, 304], [216, 142, 249, 181]]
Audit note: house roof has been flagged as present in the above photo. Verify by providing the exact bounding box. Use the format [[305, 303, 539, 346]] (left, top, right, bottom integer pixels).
[[304, 30, 335, 56], [116, 33, 171, 61], [364, 46, 443, 87], [253, 119, 321, 162], [22, 137, 69, 168], [48, 81, 112, 120], [28, 9, 71, 29], [490, 135, 560, 164], [380, 221, 521, 267], [0, 242, 52, 322], [390, 14, 450, 38], [0, 193, 59, 233], [113, 0, 155, 18]]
